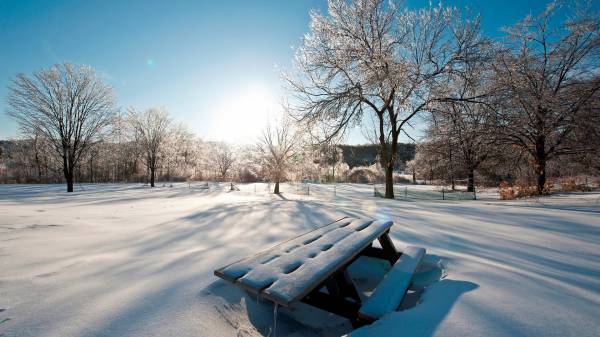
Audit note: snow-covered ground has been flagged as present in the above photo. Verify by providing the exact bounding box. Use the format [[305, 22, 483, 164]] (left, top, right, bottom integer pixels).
[[0, 183, 599, 337]]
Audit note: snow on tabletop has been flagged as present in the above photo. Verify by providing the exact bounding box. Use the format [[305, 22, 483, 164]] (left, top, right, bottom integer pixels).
[[359, 246, 426, 320], [215, 217, 393, 305]]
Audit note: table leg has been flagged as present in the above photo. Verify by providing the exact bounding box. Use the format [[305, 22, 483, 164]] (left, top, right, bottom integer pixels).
[[378, 230, 400, 265], [335, 270, 362, 304], [301, 267, 366, 328]]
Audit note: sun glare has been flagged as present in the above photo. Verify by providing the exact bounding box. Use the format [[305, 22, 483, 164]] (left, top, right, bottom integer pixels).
[[214, 84, 280, 143]]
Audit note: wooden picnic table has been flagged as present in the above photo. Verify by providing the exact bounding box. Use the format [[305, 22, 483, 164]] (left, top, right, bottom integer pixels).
[[214, 216, 415, 327]]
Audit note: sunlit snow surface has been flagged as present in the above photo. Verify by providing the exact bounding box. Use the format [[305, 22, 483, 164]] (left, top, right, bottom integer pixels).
[[0, 183, 599, 337]]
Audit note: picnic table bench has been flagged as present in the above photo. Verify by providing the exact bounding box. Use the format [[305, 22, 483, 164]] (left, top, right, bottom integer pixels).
[[214, 217, 425, 327]]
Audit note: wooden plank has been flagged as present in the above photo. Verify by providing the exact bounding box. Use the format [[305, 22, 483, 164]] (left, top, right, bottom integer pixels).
[[213, 216, 350, 282], [378, 231, 400, 265], [358, 246, 426, 322], [335, 269, 362, 304]]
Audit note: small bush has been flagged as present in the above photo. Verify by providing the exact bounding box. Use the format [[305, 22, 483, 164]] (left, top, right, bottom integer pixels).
[[560, 177, 592, 192], [516, 182, 539, 197], [499, 180, 539, 199], [499, 181, 516, 200], [394, 174, 411, 184], [347, 165, 384, 184], [561, 178, 578, 191]]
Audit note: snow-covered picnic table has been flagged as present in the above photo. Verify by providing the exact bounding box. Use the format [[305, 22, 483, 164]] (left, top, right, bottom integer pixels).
[[215, 217, 426, 327]]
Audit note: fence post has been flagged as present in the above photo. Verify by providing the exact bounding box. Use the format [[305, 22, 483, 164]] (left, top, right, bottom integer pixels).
[[473, 186, 477, 200], [334, 184, 336, 196], [405, 186, 407, 197], [374, 184, 376, 197], [442, 188, 445, 200], [308, 184, 310, 196]]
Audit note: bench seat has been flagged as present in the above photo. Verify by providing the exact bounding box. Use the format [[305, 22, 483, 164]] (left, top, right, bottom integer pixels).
[[358, 246, 426, 322]]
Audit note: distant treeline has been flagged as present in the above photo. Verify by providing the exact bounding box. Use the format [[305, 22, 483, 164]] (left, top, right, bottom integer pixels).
[[339, 143, 415, 169], [0, 137, 416, 185]]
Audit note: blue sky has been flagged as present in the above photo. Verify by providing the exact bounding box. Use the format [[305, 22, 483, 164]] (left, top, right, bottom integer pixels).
[[0, 0, 581, 143]]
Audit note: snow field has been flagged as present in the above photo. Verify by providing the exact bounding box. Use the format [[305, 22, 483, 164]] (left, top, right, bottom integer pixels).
[[0, 183, 599, 337]]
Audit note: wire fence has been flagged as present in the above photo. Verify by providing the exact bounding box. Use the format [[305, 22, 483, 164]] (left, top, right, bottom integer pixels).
[[290, 182, 309, 195], [184, 181, 476, 200], [374, 184, 476, 200]]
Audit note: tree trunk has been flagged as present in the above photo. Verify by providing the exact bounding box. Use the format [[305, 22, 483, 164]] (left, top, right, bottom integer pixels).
[[332, 165, 335, 183], [534, 135, 547, 194], [381, 129, 398, 199], [467, 169, 475, 192], [449, 145, 455, 190], [36, 155, 42, 183], [89, 157, 94, 183], [63, 153, 74, 192], [412, 169, 416, 184], [66, 176, 74, 192], [150, 167, 156, 187], [384, 166, 394, 199], [274, 180, 280, 194], [537, 164, 546, 194], [64, 167, 74, 192]]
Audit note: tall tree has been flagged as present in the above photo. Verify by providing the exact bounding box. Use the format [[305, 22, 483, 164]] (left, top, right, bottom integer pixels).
[[256, 117, 298, 194], [430, 57, 498, 192], [127, 107, 171, 187], [211, 142, 236, 181], [287, 0, 487, 198], [7, 63, 115, 192], [493, 1, 600, 194]]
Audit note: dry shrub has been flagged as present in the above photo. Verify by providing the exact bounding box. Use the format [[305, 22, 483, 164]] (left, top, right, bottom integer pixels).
[[560, 177, 592, 192], [499, 181, 516, 200], [499, 180, 539, 199], [561, 178, 578, 191], [516, 182, 539, 197]]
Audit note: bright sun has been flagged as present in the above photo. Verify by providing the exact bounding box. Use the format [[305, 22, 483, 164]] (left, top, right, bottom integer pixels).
[[214, 84, 280, 143]]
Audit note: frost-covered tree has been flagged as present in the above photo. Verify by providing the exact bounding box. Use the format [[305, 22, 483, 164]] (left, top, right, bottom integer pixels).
[[429, 53, 499, 192], [162, 123, 197, 182], [127, 107, 171, 187], [315, 143, 344, 183], [287, 0, 487, 198], [493, 1, 600, 194], [428, 101, 497, 192], [210, 142, 236, 181], [256, 117, 298, 194], [7, 63, 115, 192]]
